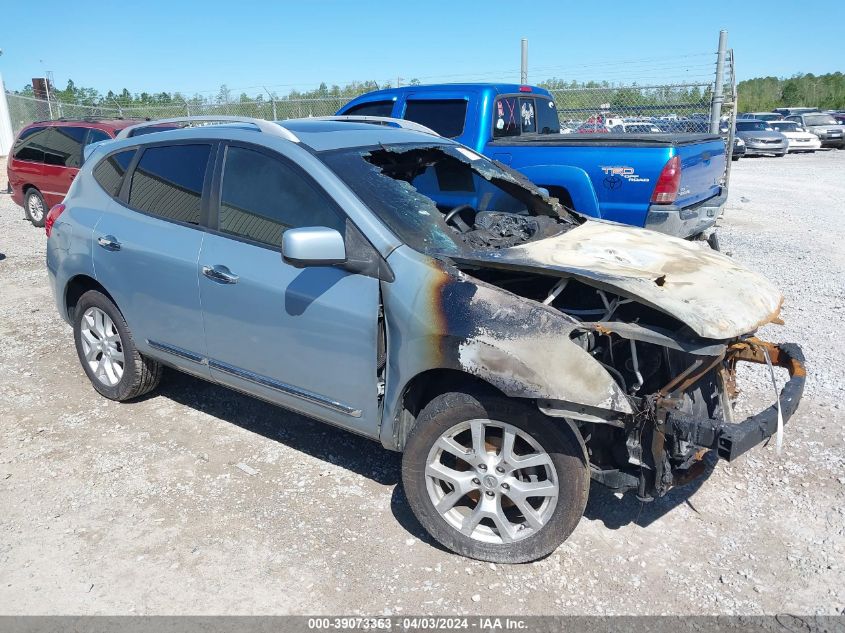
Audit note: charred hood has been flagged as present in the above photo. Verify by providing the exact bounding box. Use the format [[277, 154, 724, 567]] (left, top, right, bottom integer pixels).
[[450, 222, 783, 340]]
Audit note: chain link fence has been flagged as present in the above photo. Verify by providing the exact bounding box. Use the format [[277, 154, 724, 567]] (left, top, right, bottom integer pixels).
[[4, 49, 730, 140], [544, 82, 715, 133], [4, 93, 354, 135]]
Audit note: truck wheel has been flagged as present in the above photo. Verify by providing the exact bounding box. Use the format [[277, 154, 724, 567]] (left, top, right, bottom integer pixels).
[[24, 188, 47, 227], [73, 290, 162, 401], [402, 391, 588, 563]]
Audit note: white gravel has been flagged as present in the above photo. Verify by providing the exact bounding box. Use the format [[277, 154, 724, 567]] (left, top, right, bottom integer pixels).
[[0, 151, 843, 616]]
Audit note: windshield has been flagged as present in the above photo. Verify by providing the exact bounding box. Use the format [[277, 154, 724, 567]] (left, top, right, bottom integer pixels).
[[320, 143, 577, 256], [770, 122, 798, 132], [804, 114, 836, 126], [736, 121, 769, 131]]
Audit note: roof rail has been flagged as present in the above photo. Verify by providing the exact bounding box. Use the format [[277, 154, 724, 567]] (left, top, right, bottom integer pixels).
[[308, 115, 440, 137], [114, 116, 299, 142]]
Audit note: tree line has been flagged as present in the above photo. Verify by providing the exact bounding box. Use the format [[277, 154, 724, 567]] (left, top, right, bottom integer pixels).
[[12, 71, 845, 115], [736, 72, 845, 111]]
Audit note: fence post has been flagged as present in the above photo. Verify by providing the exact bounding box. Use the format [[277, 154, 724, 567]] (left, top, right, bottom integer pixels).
[[723, 49, 738, 193], [0, 73, 15, 157], [709, 30, 728, 134], [185, 101, 191, 116]]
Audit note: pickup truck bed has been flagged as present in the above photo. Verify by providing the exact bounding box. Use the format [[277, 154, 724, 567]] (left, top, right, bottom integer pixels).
[[487, 133, 726, 236]]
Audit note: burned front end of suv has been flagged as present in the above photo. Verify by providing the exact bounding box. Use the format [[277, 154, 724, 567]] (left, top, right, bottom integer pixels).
[[324, 140, 805, 502]]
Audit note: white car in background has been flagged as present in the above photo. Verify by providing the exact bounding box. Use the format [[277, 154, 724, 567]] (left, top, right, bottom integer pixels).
[[609, 120, 663, 133], [769, 120, 822, 153]]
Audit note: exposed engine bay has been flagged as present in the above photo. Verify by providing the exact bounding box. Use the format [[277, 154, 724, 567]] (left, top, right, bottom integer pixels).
[[458, 264, 805, 500]]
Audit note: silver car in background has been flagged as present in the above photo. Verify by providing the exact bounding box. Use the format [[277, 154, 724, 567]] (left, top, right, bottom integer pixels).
[[786, 112, 845, 149], [734, 119, 789, 156]]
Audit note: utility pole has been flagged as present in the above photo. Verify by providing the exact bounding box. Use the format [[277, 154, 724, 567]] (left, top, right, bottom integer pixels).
[[710, 29, 728, 134], [520, 38, 528, 84]]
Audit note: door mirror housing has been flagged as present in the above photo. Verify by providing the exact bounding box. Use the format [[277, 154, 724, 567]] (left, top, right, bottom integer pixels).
[[282, 226, 346, 267]]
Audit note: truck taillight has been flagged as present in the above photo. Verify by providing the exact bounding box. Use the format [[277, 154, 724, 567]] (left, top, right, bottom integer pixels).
[[651, 155, 681, 204], [45, 204, 66, 237]]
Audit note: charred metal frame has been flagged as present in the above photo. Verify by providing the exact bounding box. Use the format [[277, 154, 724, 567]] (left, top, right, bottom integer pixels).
[[666, 339, 805, 462]]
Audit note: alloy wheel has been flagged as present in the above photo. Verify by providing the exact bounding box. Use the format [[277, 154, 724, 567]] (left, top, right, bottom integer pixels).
[[425, 418, 558, 544], [80, 307, 125, 387], [27, 194, 45, 222]]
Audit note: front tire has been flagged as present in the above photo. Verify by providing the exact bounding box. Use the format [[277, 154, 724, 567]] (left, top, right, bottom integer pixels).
[[402, 391, 588, 563], [73, 290, 162, 401], [24, 188, 47, 227]]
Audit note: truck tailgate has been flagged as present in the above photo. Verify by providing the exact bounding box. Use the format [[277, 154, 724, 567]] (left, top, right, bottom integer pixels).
[[674, 137, 726, 207], [487, 133, 726, 228]]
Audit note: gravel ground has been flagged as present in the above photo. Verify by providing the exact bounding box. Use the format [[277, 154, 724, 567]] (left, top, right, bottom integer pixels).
[[0, 151, 843, 616]]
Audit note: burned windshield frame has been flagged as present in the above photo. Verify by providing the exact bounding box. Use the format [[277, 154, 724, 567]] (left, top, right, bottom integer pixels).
[[319, 142, 575, 256]]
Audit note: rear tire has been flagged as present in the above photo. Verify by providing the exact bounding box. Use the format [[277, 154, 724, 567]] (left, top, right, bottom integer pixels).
[[402, 391, 588, 563], [73, 290, 162, 401], [23, 188, 46, 227]]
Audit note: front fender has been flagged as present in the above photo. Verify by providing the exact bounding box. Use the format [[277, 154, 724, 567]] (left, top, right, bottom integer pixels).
[[379, 246, 630, 449], [517, 164, 601, 218]]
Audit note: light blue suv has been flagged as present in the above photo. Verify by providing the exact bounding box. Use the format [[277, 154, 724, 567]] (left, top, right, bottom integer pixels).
[[47, 116, 804, 563]]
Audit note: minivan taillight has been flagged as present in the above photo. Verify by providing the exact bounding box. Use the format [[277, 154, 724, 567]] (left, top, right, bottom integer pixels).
[[45, 204, 66, 237], [651, 155, 682, 204]]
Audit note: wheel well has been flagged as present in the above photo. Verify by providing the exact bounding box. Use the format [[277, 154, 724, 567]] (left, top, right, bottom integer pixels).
[[393, 369, 505, 449], [22, 184, 39, 196], [541, 185, 574, 210], [65, 275, 115, 322]]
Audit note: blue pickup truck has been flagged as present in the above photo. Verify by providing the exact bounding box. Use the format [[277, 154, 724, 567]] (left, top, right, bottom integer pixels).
[[338, 84, 727, 240]]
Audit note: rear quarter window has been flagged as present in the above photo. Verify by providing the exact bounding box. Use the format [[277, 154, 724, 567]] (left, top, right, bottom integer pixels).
[[12, 126, 50, 163], [93, 150, 136, 197], [403, 100, 467, 138]]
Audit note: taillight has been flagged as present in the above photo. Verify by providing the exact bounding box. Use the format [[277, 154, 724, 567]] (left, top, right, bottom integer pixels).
[[651, 155, 681, 204], [45, 204, 66, 237], [519, 85, 532, 92]]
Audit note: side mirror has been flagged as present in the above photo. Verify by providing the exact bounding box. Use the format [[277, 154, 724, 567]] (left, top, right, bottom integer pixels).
[[282, 226, 346, 268]]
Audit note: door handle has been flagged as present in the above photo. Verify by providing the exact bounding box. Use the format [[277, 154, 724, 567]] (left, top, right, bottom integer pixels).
[[97, 235, 121, 251], [202, 265, 239, 285]]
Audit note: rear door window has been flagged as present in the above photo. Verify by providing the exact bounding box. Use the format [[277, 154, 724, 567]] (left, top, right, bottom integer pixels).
[[93, 150, 136, 197], [128, 144, 211, 225], [403, 99, 467, 138], [218, 145, 344, 248], [52, 127, 88, 167], [344, 101, 395, 117]]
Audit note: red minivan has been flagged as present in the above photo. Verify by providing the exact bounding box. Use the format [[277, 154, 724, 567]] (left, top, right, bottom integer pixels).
[[7, 119, 142, 226]]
